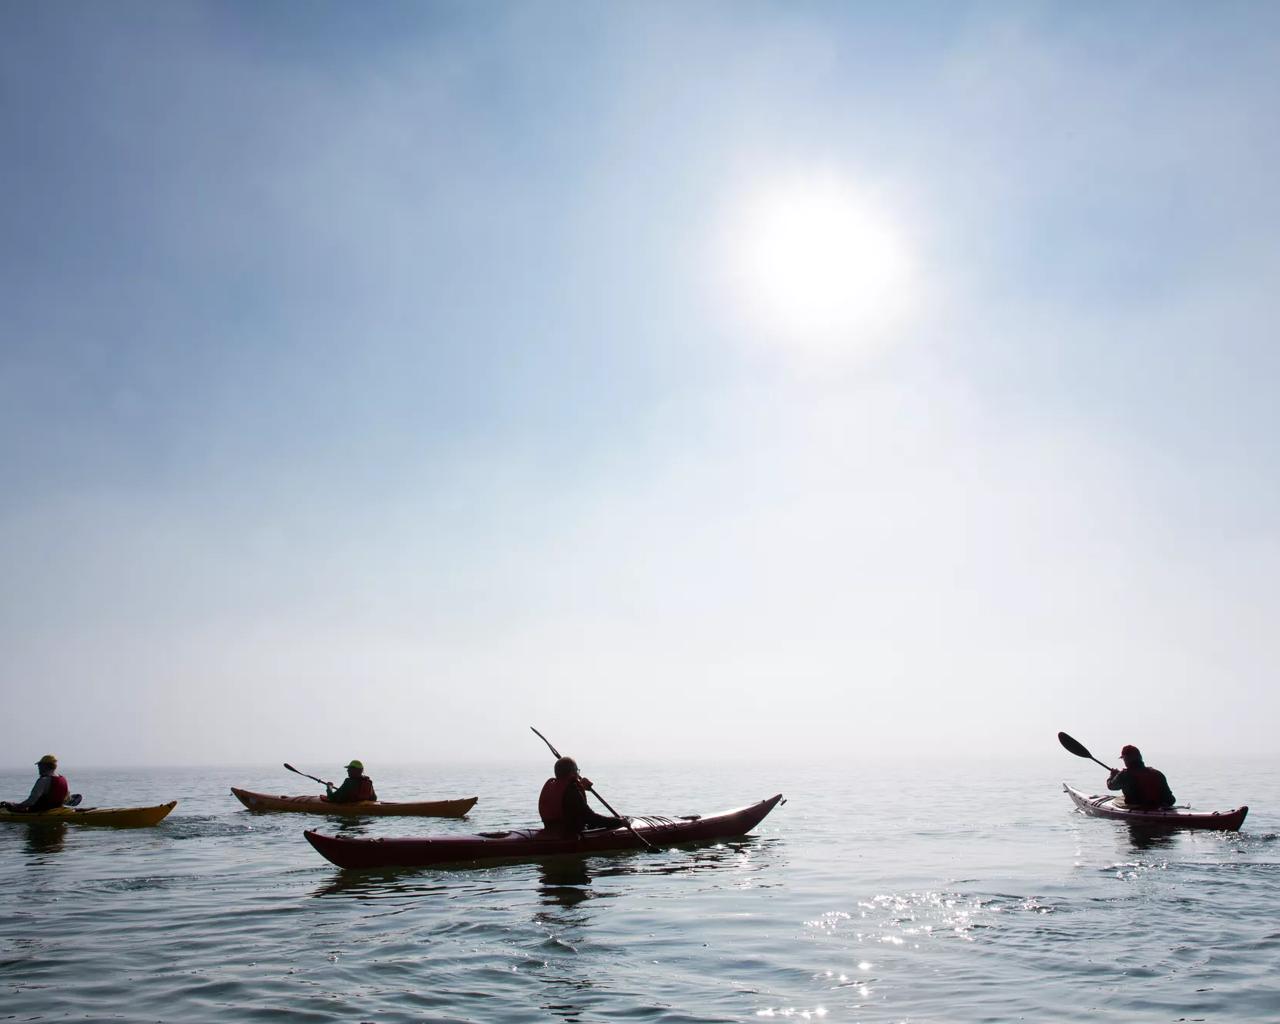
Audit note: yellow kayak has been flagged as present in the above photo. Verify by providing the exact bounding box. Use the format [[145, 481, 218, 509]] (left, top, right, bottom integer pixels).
[[231, 787, 477, 817], [0, 801, 177, 828]]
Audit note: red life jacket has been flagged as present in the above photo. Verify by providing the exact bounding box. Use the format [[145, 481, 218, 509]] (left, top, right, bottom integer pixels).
[[539, 777, 571, 827], [30, 774, 69, 812], [354, 776, 376, 802]]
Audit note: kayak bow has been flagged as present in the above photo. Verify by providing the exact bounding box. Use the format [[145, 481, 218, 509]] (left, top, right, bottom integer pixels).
[[305, 793, 784, 869], [1063, 784, 1247, 831], [231, 788, 477, 818]]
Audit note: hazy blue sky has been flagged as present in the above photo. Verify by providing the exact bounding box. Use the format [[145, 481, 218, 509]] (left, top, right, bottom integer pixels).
[[3, 2, 1278, 768]]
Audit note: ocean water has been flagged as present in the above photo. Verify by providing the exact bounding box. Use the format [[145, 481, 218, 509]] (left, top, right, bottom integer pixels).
[[1, 756, 1277, 1023]]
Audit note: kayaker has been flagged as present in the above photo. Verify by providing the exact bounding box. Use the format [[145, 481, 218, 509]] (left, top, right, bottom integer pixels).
[[323, 760, 377, 804], [538, 756, 625, 835], [1107, 745, 1176, 809], [1, 754, 70, 813]]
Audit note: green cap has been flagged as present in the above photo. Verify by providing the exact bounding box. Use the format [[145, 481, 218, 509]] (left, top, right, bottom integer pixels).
[[37, 754, 58, 767], [345, 760, 364, 772]]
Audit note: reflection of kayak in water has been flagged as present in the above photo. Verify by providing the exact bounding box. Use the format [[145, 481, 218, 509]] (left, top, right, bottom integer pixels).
[[231, 787, 477, 817], [0, 801, 177, 828], [305, 793, 785, 869], [1063, 784, 1247, 831]]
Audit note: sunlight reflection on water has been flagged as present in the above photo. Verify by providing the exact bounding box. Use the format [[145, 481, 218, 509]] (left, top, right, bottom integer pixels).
[[1, 759, 1277, 1022]]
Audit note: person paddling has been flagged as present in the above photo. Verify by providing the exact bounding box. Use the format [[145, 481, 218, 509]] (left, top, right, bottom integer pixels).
[[322, 760, 377, 804], [1107, 745, 1176, 809], [1, 754, 71, 813], [538, 756, 626, 836]]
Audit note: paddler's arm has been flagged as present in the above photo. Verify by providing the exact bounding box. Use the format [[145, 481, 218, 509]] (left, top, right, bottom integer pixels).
[[583, 808, 625, 829], [326, 778, 358, 803], [1105, 769, 1126, 792], [1156, 771, 1175, 808], [572, 778, 625, 830], [9, 776, 51, 812]]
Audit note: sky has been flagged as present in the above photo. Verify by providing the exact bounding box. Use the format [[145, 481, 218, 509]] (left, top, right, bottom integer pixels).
[[2, 2, 1278, 768]]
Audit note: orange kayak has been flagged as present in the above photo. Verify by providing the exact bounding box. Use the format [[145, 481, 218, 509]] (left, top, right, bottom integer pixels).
[[231, 787, 477, 818], [0, 801, 177, 828]]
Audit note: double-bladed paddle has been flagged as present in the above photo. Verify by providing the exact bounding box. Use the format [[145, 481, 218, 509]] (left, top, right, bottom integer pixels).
[[530, 726, 653, 850], [1059, 732, 1191, 809], [284, 763, 332, 788], [1057, 732, 1115, 772]]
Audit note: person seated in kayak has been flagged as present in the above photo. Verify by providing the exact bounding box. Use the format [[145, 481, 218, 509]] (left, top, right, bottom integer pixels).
[[323, 760, 377, 803], [1107, 745, 1176, 809], [1, 754, 70, 813], [539, 756, 626, 835]]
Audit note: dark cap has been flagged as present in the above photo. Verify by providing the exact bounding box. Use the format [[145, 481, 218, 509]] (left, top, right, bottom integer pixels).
[[1119, 744, 1141, 760]]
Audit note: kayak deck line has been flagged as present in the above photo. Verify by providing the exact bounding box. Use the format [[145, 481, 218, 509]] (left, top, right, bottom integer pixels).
[[305, 793, 784, 869], [231, 787, 478, 818], [1063, 784, 1248, 831], [471, 812, 707, 840]]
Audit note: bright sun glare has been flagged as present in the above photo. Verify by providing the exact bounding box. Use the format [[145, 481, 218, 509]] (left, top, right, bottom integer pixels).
[[721, 174, 914, 355]]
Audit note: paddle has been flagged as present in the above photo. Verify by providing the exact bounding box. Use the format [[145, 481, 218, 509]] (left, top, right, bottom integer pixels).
[[1057, 732, 1115, 772], [284, 763, 332, 789], [530, 726, 653, 850], [2, 794, 82, 812]]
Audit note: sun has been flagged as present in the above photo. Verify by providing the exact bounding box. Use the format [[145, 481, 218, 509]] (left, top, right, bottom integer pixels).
[[718, 173, 915, 356]]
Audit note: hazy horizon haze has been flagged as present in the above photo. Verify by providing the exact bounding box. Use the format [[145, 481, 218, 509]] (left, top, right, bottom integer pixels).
[[3, 2, 1278, 766]]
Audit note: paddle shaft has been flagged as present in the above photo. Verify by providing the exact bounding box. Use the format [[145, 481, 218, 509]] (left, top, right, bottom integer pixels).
[[1, 793, 83, 811], [530, 727, 562, 759], [284, 763, 332, 788], [1, 793, 82, 811], [529, 726, 653, 849]]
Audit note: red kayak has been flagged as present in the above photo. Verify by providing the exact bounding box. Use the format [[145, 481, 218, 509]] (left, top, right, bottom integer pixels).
[[1064, 784, 1248, 831], [231, 787, 477, 818], [305, 793, 784, 869]]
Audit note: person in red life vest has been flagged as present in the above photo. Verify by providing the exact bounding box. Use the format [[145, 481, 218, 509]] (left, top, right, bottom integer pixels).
[[1, 754, 71, 812], [538, 756, 626, 835], [323, 760, 377, 803], [1107, 745, 1176, 809]]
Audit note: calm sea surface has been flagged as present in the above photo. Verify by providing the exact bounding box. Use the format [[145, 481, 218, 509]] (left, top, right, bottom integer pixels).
[[1, 756, 1277, 1022]]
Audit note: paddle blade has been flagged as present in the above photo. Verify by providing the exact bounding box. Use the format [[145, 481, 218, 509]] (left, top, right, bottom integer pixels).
[[530, 726, 561, 759], [1057, 731, 1093, 760]]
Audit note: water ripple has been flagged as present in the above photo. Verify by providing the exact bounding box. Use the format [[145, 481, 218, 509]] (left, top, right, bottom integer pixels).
[[1, 761, 1276, 1022]]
